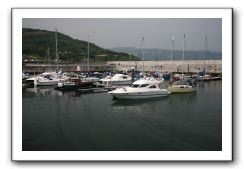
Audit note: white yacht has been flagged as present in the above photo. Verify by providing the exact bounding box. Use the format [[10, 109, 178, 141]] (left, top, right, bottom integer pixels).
[[100, 74, 132, 86], [26, 72, 57, 85], [108, 78, 170, 99], [33, 72, 68, 86], [34, 77, 61, 86]]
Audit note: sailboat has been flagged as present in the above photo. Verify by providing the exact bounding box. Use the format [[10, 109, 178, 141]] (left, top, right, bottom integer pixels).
[[195, 35, 212, 81], [163, 36, 175, 81], [34, 29, 67, 86], [167, 34, 197, 93], [196, 35, 221, 81], [83, 35, 100, 82]]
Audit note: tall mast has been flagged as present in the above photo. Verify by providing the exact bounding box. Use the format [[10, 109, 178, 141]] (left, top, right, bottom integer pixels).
[[155, 48, 157, 70], [204, 34, 207, 71], [142, 36, 145, 73], [87, 35, 90, 72], [182, 34, 185, 75], [170, 36, 175, 72], [47, 48, 50, 72], [55, 28, 59, 72], [154, 48, 156, 60]]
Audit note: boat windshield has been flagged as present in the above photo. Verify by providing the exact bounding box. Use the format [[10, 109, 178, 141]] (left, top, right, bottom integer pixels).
[[139, 84, 149, 88], [149, 85, 157, 88], [130, 84, 140, 88]]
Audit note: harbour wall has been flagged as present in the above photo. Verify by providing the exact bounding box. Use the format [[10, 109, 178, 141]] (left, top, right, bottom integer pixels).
[[108, 60, 222, 73], [23, 60, 222, 74]]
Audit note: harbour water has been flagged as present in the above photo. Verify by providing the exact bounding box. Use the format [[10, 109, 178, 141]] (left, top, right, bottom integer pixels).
[[22, 81, 222, 151]]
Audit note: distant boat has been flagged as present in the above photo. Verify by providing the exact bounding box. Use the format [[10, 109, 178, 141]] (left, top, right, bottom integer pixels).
[[33, 71, 68, 86], [99, 73, 132, 86], [195, 73, 221, 81], [108, 78, 170, 99], [26, 72, 58, 85], [28, 29, 64, 86], [167, 77, 197, 93], [55, 77, 93, 91], [80, 72, 100, 83], [167, 34, 197, 93], [22, 73, 32, 83], [195, 35, 221, 81]]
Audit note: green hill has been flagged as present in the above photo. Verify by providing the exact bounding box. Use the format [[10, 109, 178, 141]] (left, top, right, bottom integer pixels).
[[22, 28, 141, 62]]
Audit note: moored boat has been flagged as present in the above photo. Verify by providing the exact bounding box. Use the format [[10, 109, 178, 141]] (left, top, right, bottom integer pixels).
[[167, 34, 197, 93], [167, 77, 197, 93], [26, 72, 58, 85], [55, 77, 93, 91], [100, 73, 132, 86], [22, 73, 32, 83], [108, 78, 170, 99]]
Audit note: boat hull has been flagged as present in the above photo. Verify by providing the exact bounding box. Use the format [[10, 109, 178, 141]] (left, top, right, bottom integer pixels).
[[55, 82, 93, 91], [167, 86, 196, 93], [101, 80, 132, 86], [109, 91, 170, 99], [35, 81, 59, 86]]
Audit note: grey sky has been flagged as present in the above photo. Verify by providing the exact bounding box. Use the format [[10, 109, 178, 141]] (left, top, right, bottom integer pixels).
[[23, 18, 222, 52]]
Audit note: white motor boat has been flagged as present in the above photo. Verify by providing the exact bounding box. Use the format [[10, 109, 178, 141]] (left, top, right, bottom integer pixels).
[[26, 72, 57, 85], [100, 74, 132, 86], [34, 77, 61, 86], [196, 74, 211, 81], [33, 72, 68, 86], [108, 78, 170, 99]]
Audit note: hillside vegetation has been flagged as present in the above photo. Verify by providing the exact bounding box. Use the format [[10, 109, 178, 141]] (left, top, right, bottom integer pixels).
[[22, 28, 140, 62]]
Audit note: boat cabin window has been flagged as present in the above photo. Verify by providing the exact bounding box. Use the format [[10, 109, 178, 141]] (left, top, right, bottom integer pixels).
[[139, 84, 149, 88], [130, 84, 140, 88], [149, 85, 156, 88], [122, 76, 128, 79]]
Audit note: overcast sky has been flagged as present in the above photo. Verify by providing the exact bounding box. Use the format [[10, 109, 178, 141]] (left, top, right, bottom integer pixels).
[[23, 18, 222, 52]]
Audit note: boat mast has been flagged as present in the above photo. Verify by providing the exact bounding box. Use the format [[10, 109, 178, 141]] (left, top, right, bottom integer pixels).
[[170, 36, 175, 72], [154, 48, 157, 71], [204, 34, 207, 72], [182, 34, 185, 75], [87, 35, 90, 72], [47, 48, 50, 72], [55, 28, 59, 72], [142, 36, 145, 73]]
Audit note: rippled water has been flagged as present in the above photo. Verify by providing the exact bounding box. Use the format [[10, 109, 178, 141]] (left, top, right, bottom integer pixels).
[[22, 81, 222, 151]]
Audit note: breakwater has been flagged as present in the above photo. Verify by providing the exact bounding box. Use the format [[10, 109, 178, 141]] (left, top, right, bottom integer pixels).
[[23, 60, 222, 74], [108, 60, 222, 73], [22, 63, 116, 74]]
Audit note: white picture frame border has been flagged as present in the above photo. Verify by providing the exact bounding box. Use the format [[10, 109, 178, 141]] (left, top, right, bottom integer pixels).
[[12, 8, 232, 161]]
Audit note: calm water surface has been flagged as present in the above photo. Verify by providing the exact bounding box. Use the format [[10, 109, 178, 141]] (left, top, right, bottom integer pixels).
[[22, 81, 222, 151]]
